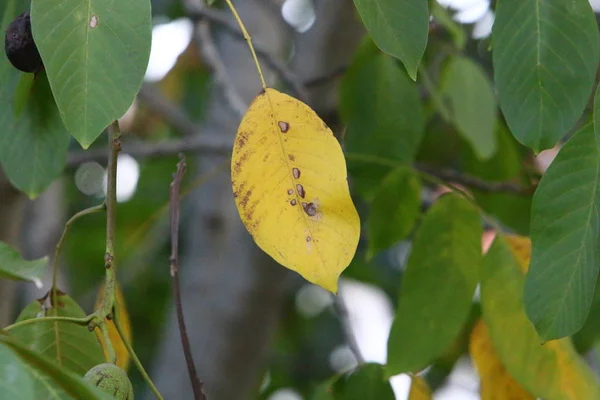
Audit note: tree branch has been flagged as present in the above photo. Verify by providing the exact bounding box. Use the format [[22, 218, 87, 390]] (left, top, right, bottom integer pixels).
[[169, 155, 206, 400], [185, 2, 310, 101], [137, 84, 199, 137]]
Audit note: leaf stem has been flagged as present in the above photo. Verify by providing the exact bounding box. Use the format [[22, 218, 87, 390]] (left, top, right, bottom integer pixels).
[[113, 303, 164, 400], [3, 315, 92, 332], [51, 202, 106, 305], [99, 322, 116, 364], [223, 0, 267, 90]]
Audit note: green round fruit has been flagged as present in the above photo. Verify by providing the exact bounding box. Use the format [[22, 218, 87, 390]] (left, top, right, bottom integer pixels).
[[84, 363, 134, 399]]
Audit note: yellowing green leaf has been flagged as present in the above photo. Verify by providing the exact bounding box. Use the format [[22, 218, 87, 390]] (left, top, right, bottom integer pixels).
[[481, 235, 600, 399], [470, 319, 535, 400], [408, 376, 431, 400], [231, 88, 360, 293], [94, 284, 131, 371]]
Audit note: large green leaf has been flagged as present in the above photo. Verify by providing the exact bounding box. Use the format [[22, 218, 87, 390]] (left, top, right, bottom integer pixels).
[[0, 1, 69, 198], [10, 290, 105, 375], [481, 235, 600, 399], [352, 0, 428, 79], [386, 194, 482, 374], [0, 242, 47, 285], [441, 55, 497, 160], [594, 85, 600, 148], [341, 39, 424, 196], [0, 333, 112, 400], [492, 0, 599, 152], [30, 0, 152, 148], [367, 167, 421, 259], [525, 123, 600, 341]]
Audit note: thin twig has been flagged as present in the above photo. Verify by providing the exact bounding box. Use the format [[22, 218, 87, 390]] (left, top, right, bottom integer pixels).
[[169, 155, 206, 400], [51, 203, 106, 294], [113, 303, 164, 400], [332, 292, 365, 365], [3, 315, 92, 332], [194, 16, 248, 117], [185, 2, 309, 101]]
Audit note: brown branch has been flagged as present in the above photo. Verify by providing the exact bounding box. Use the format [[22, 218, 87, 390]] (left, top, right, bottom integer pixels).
[[414, 163, 536, 195], [66, 135, 231, 167], [185, 2, 310, 101], [169, 154, 206, 400]]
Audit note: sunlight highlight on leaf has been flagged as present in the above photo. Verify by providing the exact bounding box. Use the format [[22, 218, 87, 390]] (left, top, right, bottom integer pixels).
[[231, 88, 360, 293]]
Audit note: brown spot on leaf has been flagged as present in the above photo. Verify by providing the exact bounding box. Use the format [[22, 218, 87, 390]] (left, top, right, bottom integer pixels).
[[287, 189, 294, 195], [278, 121, 289, 132], [306, 236, 312, 242], [303, 202, 317, 216], [292, 168, 301, 179], [288, 154, 295, 161], [235, 131, 252, 151], [89, 15, 98, 28], [290, 199, 297, 206], [296, 184, 305, 198], [233, 151, 250, 175]]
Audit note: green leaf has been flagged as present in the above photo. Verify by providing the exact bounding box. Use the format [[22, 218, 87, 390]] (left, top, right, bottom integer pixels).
[[10, 290, 105, 375], [386, 194, 482, 374], [461, 125, 532, 235], [367, 167, 420, 259], [492, 0, 599, 152], [0, 242, 47, 285], [341, 39, 424, 196], [0, 333, 112, 400], [594, 85, 600, 148], [352, 0, 428, 79], [431, 2, 466, 51], [30, 0, 152, 148], [525, 123, 600, 340], [335, 364, 394, 400], [442, 56, 497, 160], [0, 3, 69, 198], [481, 235, 600, 399]]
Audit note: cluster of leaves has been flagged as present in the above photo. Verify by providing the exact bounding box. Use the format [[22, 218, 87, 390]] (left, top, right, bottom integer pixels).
[[2, 0, 600, 397]]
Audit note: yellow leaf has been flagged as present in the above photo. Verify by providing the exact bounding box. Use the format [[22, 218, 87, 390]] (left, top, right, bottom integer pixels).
[[94, 284, 132, 370], [481, 234, 600, 399], [504, 234, 530, 274], [231, 88, 360, 292], [408, 375, 432, 400], [470, 319, 535, 400]]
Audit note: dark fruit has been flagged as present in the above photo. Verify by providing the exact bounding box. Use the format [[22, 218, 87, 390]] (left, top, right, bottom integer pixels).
[[4, 11, 43, 73], [84, 363, 134, 399]]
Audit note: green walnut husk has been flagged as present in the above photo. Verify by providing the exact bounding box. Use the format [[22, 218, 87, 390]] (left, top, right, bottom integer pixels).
[[84, 363, 134, 399]]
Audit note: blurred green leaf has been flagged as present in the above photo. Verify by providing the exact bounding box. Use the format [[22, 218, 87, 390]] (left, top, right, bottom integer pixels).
[[387, 194, 481, 374], [352, 0, 428, 79], [341, 39, 424, 196], [461, 125, 532, 234], [481, 235, 600, 399], [367, 167, 420, 259], [10, 290, 105, 375], [0, 333, 112, 400], [30, 0, 152, 148], [334, 363, 394, 400], [0, 1, 69, 198], [525, 123, 600, 340], [430, 2, 466, 50], [0, 242, 47, 284], [441, 55, 497, 160], [492, 0, 599, 151], [594, 85, 600, 148]]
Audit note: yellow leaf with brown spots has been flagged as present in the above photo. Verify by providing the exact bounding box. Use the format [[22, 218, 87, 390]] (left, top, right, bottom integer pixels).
[[231, 88, 360, 292], [408, 375, 432, 400], [94, 284, 132, 370], [470, 319, 535, 400]]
